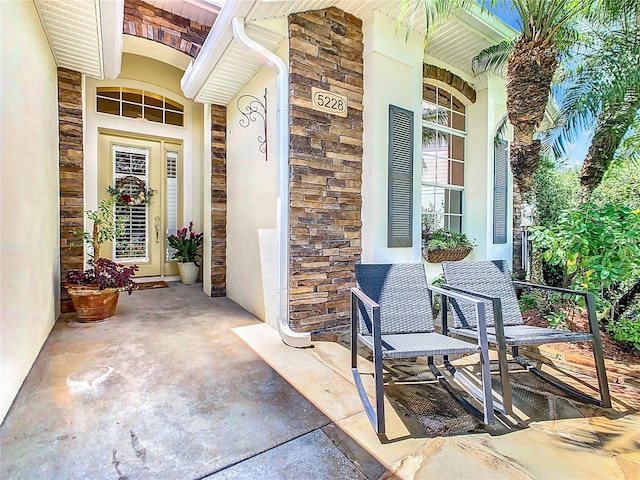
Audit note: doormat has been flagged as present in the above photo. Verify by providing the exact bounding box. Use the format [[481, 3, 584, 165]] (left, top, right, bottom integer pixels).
[[134, 281, 169, 290]]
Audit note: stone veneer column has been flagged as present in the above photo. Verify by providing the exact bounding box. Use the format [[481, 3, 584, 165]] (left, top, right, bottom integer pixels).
[[288, 8, 364, 332], [58, 68, 84, 312], [210, 105, 227, 296]]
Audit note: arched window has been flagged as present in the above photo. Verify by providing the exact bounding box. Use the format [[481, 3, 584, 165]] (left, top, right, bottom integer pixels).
[[96, 87, 184, 126], [421, 84, 466, 233]]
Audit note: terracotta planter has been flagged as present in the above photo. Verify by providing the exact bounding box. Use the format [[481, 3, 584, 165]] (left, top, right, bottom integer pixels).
[[423, 247, 472, 263], [66, 285, 120, 322], [177, 262, 199, 285]]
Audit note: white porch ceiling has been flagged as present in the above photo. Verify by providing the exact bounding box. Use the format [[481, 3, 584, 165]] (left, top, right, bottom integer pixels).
[[182, 0, 516, 105], [34, 0, 124, 79], [34, 0, 104, 78], [33, 0, 217, 80], [143, 0, 221, 26], [196, 22, 285, 104]]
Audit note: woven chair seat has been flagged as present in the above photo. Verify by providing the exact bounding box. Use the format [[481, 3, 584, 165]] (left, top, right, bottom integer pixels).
[[441, 260, 612, 413], [351, 263, 496, 434], [358, 332, 479, 359], [450, 325, 593, 347]]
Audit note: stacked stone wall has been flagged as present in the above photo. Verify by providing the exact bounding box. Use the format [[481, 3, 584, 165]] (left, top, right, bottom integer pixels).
[[123, 0, 211, 58], [211, 105, 227, 296], [288, 8, 364, 332], [423, 64, 476, 103], [58, 68, 84, 312]]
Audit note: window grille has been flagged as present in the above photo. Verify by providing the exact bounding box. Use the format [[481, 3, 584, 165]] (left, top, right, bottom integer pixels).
[[421, 84, 465, 234], [97, 87, 184, 126], [112, 145, 150, 262]]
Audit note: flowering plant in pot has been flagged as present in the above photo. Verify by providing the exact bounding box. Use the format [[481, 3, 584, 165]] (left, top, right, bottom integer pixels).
[[167, 222, 203, 284], [422, 228, 475, 263], [65, 198, 139, 321]]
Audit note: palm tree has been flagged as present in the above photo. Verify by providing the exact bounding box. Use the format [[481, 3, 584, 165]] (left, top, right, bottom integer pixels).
[[546, 0, 640, 202], [400, 0, 591, 275]]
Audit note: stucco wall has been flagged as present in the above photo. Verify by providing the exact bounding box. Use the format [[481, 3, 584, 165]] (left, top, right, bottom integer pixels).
[[361, 11, 424, 265], [0, 0, 60, 422], [225, 43, 282, 321], [361, 11, 511, 282]]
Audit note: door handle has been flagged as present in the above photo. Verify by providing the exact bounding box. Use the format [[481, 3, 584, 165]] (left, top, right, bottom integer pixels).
[[154, 216, 160, 243]]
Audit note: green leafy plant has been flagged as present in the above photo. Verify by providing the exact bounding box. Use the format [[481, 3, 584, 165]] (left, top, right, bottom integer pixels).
[[608, 319, 640, 351], [74, 198, 124, 260], [609, 296, 640, 350], [167, 222, 204, 264], [529, 203, 640, 299], [67, 198, 137, 294], [518, 293, 538, 312], [544, 310, 569, 331], [429, 276, 445, 314], [422, 227, 476, 252]]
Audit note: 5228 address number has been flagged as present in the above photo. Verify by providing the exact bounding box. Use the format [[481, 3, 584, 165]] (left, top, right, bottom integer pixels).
[[311, 87, 348, 117]]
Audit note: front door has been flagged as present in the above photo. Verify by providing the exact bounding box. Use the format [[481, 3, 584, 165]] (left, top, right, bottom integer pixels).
[[98, 133, 181, 277]]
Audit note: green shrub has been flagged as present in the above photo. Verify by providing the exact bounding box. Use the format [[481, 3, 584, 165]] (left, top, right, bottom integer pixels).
[[529, 203, 640, 300], [544, 311, 569, 331], [591, 161, 640, 210], [609, 296, 640, 350], [518, 293, 538, 312], [608, 318, 640, 351], [533, 157, 579, 228]]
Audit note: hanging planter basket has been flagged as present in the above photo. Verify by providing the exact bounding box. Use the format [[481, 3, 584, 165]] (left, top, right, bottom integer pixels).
[[423, 247, 472, 263]]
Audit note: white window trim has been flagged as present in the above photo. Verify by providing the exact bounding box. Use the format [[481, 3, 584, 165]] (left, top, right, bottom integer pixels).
[[421, 85, 467, 233]]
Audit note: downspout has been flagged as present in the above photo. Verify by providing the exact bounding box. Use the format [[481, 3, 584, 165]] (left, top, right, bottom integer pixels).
[[232, 17, 311, 348]]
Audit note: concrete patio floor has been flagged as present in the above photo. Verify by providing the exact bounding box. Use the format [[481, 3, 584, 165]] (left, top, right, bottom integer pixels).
[[2, 283, 639, 479], [0, 283, 386, 479]]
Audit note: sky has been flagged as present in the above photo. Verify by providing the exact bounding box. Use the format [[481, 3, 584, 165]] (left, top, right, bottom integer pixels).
[[484, 1, 590, 167], [485, 2, 522, 30]]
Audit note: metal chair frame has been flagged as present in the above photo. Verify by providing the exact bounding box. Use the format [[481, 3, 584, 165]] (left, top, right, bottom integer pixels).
[[441, 261, 612, 416], [350, 264, 496, 435]]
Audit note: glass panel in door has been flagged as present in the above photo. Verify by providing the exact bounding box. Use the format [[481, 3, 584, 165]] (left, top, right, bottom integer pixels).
[[98, 134, 162, 277]]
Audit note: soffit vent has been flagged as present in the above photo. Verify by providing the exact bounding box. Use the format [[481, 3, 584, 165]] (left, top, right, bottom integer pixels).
[[425, 21, 494, 74], [196, 23, 285, 105], [143, 0, 220, 27], [34, 0, 103, 78], [249, 0, 428, 33]]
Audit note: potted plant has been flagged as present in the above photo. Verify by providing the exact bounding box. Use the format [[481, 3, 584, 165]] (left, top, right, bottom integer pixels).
[[167, 222, 203, 285], [422, 228, 476, 263], [65, 198, 139, 322]]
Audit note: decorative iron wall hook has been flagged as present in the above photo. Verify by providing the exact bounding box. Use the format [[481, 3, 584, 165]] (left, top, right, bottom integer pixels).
[[236, 88, 267, 159]]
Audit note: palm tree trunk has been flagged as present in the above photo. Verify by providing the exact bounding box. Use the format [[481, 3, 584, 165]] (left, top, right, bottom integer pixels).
[[579, 100, 640, 203], [506, 39, 558, 198], [505, 39, 558, 278], [512, 185, 525, 279]]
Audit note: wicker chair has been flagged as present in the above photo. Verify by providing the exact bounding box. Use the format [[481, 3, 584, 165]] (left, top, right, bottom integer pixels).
[[351, 263, 495, 435], [441, 260, 612, 415]]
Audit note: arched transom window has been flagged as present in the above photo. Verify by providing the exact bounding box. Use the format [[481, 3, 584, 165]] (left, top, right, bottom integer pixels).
[[96, 87, 184, 127]]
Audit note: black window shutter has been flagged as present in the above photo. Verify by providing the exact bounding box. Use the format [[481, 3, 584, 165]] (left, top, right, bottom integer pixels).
[[388, 105, 414, 247], [493, 140, 508, 244]]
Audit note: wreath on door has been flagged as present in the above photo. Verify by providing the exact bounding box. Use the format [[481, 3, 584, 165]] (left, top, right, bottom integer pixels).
[[107, 176, 155, 206]]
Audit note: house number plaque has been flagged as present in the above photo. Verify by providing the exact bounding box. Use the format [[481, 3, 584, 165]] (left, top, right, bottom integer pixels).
[[311, 87, 347, 117]]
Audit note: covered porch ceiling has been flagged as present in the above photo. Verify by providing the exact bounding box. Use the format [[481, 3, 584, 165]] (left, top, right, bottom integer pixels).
[[33, 0, 516, 102], [182, 0, 517, 105]]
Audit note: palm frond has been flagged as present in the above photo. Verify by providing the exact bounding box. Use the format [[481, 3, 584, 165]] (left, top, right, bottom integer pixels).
[[493, 114, 509, 146], [472, 39, 515, 76], [396, 0, 477, 40]]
